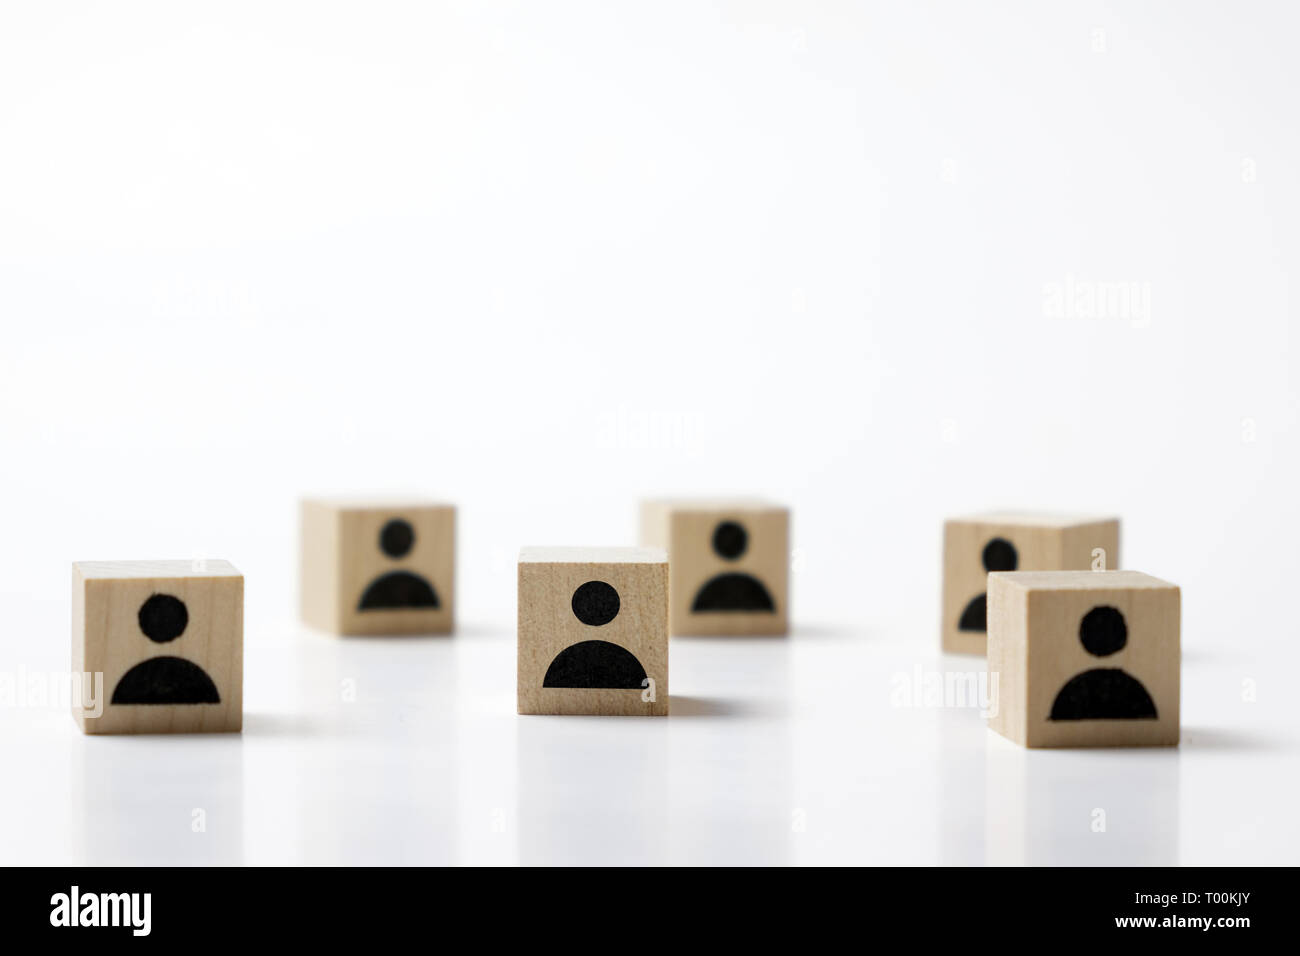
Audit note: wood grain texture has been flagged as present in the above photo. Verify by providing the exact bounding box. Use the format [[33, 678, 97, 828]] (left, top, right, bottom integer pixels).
[[941, 513, 1119, 655], [987, 570, 1180, 748], [518, 547, 668, 716], [72, 560, 243, 734], [299, 497, 455, 635], [639, 499, 789, 635]]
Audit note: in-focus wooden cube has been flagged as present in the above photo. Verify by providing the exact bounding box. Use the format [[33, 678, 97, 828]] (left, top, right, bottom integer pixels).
[[300, 497, 455, 635], [518, 547, 668, 716], [942, 513, 1119, 655], [640, 499, 789, 635], [72, 560, 243, 734], [987, 570, 1180, 748]]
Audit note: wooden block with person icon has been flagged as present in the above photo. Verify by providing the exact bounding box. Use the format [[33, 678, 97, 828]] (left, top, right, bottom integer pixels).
[[71, 560, 243, 734], [300, 497, 455, 635], [986, 570, 1180, 748], [517, 547, 668, 716], [640, 499, 789, 635], [942, 513, 1120, 654]]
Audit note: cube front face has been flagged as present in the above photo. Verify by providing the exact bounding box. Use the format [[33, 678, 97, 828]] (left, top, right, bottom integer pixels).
[[987, 571, 1179, 748], [518, 548, 668, 716], [941, 515, 1119, 655], [301, 500, 455, 635], [72, 561, 243, 735], [642, 502, 789, 635]]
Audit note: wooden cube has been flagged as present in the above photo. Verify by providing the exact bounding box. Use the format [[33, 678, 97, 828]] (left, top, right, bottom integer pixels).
[[72, 560, 243, 734], [640, 499, 789, 635], [518, 547, 668, 716], [300, 497, 455, 635], [987, 570, 1180, 748], [942, 513, 1119, 654]]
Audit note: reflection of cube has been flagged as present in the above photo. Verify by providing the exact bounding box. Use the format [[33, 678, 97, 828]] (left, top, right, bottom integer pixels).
[[987, 570, 1180, 748], [72, 560, 243, 734], [517, 547, 668, 716], [300, 498, 455, 635], [942, 513, 1119, 655], [640, 499, 789, 635]]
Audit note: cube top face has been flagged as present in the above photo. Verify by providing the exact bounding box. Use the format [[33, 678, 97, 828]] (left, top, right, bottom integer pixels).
[[519, 546, 666, 564], [517, 547, 668, 716], [949, 511, 1120, 529], [642, 497, 780, 512], [987, 571, 1180, 748], [72, 560, 243, 734], [76, 559, 241, 579], [996, 570, 1168, 591], [640, 500, 789, 636], [941, 514, 1119, 655], [304, 494, 453, 510], [300, 498, 455, 635]]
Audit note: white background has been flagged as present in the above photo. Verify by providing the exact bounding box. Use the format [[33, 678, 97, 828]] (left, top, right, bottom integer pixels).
[[1, 1, 1296, 864]]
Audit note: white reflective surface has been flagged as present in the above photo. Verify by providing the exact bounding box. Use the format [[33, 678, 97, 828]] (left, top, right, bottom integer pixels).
[[2, 617, 1295, 865]]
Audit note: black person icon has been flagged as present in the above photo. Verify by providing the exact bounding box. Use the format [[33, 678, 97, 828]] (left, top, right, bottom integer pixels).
[[542, 581, 648, 689], [358, 518, 440, 611], [691, 520, 777, 613], [111, 593, 221, 704], [957, 537, 1017, 632], [1049, 606, 1157, 720]]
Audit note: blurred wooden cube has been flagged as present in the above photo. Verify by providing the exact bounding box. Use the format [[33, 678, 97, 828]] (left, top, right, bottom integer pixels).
[[640, 499, 789, 635], [942, 513, 1119, 654], [300, 497, 455, 635]]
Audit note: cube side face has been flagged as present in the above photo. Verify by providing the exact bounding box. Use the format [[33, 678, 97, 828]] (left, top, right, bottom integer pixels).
[[334, 505, 455, 635], [70, 566, 88, 731], [299, 501, 342, 633], [1021, 581, 1179, 748], [665, 507, 789, 635], [74, 568, 243, 735], [986, 576, 1029, 745], [518, 558, 668, 715], [638, 501, 671, 551], [1061, 520, 1121, 573]]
